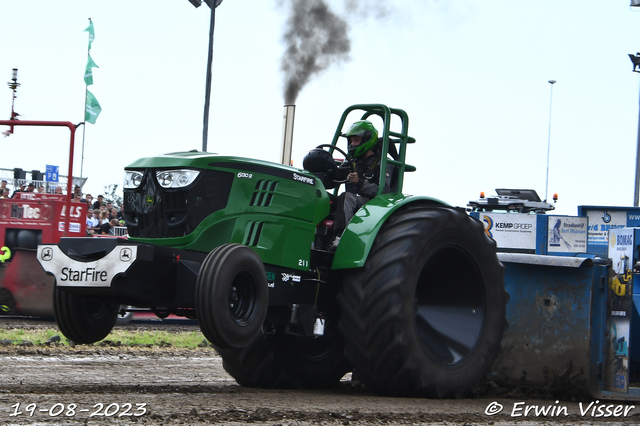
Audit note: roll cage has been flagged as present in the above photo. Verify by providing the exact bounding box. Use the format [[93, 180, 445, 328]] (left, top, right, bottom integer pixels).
[[326, 104, 416, 196]]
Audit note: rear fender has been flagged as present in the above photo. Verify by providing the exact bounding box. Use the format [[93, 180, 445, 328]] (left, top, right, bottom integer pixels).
[[331, 194, 449, 270]]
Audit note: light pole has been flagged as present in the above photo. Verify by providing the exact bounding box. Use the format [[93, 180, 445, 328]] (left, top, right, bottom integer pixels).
[[630, 53, 640, 206], [545, 80, 556, 203], [188, 0, 223, 152]]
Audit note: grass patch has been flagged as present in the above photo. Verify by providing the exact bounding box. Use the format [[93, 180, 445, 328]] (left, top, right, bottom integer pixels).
[[0, 327, 207, 348]]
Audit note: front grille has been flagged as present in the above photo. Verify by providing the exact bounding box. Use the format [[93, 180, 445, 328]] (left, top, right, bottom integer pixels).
[[123, 169, 233, 239]]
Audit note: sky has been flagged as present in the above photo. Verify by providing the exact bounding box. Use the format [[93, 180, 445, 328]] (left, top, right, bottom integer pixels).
[[2, 0, 640, 216]]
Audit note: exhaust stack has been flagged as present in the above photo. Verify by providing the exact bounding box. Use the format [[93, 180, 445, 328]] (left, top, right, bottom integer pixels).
[[281, 105, 295, 166]]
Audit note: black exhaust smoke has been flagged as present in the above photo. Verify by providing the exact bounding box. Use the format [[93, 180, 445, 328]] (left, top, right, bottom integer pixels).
[[279, 1, 393, 104], [280, 0, 350, 105], [277, 1, 393, 164]]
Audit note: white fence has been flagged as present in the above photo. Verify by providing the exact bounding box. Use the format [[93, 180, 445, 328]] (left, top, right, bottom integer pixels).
[[112, 226, 128, 237]]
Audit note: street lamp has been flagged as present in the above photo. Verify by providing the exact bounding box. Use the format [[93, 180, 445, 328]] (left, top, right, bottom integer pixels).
[[545, 80, 556, 203], [189, 0, 222, 7]]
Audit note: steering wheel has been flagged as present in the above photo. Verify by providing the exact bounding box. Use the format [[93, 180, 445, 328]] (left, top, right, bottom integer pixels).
[[315, 144, 356, 184]]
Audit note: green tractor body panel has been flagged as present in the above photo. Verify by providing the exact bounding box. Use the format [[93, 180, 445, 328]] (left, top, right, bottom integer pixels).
[[124, 153, 330, 272], [331, 194, 449, 270]]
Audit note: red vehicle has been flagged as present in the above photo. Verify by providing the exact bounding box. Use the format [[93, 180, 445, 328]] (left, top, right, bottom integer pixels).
[[0, 192, 86, 316], [0, 120, 85, 317]]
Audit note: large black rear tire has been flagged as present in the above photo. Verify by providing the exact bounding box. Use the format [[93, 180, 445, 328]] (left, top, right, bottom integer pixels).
[[217, 328, 351, 389], [196, 244, 268, 349], [338, 205, 506, 397], [53, 286, 118, 344]]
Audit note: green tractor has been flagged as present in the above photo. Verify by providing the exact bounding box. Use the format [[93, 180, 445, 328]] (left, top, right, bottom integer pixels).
[[38, 104, 506, 397]]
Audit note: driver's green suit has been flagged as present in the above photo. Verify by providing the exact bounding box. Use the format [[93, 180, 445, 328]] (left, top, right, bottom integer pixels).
[[333, 150, 390, 235]]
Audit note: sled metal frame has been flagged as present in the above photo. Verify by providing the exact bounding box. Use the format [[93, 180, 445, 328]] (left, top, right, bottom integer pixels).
[[496, 252, 640, 401]]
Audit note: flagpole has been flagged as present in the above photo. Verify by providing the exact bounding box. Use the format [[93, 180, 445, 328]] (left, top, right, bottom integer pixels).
[[81, 86, 87, 177], [81, 84, 87, 177], [80, 18, 92, 178]]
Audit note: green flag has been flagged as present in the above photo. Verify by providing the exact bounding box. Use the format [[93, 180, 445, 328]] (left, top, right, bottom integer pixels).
[[84, 21, 95, 50], [84, 54, 99, 86], [85, 90, 102, 124]]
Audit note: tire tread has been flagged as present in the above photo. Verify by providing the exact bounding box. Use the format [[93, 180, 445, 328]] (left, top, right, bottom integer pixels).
[[338, 205, 506, 397]]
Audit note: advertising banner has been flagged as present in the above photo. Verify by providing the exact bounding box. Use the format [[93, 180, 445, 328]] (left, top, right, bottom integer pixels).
[[547, 216, 588, 253], [586, 210, 627, 249], [479, 213, 537, 251], [604, 228, 634, 393]]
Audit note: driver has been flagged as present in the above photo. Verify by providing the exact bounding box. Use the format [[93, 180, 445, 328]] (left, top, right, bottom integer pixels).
[[333, 120, 389, 247]]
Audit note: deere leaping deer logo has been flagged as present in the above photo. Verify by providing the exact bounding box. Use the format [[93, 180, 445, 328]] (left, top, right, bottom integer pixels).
[[40, 247, 52, 261]]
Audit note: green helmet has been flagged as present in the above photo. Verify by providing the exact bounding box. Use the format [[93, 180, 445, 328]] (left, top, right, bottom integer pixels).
[[342, 120, 379, 158]]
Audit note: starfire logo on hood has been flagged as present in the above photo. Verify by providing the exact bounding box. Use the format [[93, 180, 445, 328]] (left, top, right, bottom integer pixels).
[[292, 173, 314, 186]]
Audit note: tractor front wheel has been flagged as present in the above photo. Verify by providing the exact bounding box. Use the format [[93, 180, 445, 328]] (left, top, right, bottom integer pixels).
[[338, 205, 507, 397], [53, 286, 118, 344], [196, 244, 268, 349]]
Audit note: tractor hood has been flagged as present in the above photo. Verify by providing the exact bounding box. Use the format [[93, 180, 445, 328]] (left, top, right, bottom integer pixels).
[[122, 152, 330, 271]]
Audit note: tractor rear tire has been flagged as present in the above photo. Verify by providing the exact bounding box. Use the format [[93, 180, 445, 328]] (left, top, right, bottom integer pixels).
[[196, 244, 268, 349], [216, 328, 351, 389], [338, 205, 507, 397], [53, 286, 118, 344]]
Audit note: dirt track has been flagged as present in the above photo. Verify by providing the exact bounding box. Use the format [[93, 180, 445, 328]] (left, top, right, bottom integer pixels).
[[2, 319, 640, 425]]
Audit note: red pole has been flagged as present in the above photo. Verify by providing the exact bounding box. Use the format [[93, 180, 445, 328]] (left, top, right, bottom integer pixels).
[[0, 120, 79, 237]]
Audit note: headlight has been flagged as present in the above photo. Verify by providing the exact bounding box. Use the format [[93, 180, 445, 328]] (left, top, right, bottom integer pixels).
[[124, 170, 144, 189], [156, 170, 200, 188]]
